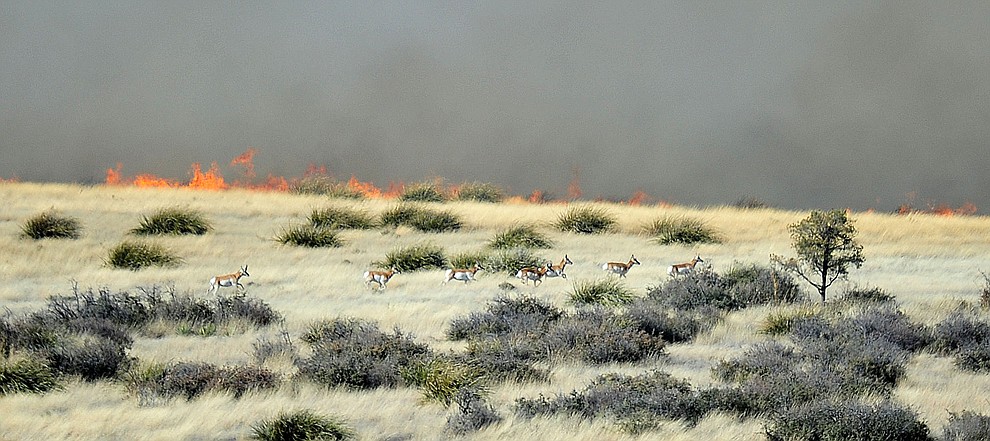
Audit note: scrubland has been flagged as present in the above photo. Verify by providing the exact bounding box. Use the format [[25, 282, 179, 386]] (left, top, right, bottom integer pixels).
[[2, 182, 990, 440]]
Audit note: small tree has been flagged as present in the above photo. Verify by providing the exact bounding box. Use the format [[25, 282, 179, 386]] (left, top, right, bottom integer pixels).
[[773, 210, 864, 304]]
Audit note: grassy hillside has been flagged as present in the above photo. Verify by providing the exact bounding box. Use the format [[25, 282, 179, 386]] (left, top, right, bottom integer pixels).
[[2, 182, 990, 440]]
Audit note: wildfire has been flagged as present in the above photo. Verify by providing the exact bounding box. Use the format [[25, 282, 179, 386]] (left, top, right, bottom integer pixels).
[[895, 192, 978, 217]]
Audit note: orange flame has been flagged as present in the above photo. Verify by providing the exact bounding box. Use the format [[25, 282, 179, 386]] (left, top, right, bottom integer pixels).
[[106, 163, 123, 185], [347, 175, 382, 199], [133, 174, 180, 188], [230, 147, 256, 179], [528, 189, 545, 204], [629, 190, 650, 206], [567, 166, 582, 200], [188, 162, 227, 190]]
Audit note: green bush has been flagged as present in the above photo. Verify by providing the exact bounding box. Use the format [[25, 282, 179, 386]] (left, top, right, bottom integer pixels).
[[483, 248, 547, 276], [379, 204, 429, 228], [291, 176, 364, 199], [642, 216, 722, 245], [455, 182, 504, 203], [448, 250, 493, 272], [376, 243, 447, 272], [275, 225, 343, 248], [407, 209, 462, 233], [488, 224, 554, 249], [401, 356, 486, 407], [131, 207, 211, 235], [106, 241, 181, 270], [251, 409, 356, 441], [0, 358, 60, 395], [399, 181, 446, 202], [553, 206, 616, 234], [128, 361, 280, 401], [568, 279, 637, 307], [308, 206, 376, 230], [765, 400, 930, 441], [21, 210, 82, 239]]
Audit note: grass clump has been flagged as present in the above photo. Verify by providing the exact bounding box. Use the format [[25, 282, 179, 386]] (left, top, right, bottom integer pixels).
[[291, 176, 365, 199], [106, 240, 181, 270], [455, 182, 504, 203], [251, 409, 356, 441], [553, 206, 616, 234], [643, 215, 722, 245], [402, 356, 486, 407], [21, 210, 81, 239], [379, 204, 462, 232], [482, 248, 546, 276], [446, 388, 502, 435], [131, 207, 211, 235], [275, 225, 343, 248], [0, 358, 61, 395], [759, 307, 823, 335], [568, 279, 637, 307], [308, 206, 376, 230], [488, 224, 553, 249], [376, 243, 447, 272], [127, 361, 280, 401], [399, 181, 447, 202]]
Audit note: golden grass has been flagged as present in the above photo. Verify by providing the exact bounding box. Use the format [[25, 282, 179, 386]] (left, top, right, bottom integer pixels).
[[3, 182, 990, 439]]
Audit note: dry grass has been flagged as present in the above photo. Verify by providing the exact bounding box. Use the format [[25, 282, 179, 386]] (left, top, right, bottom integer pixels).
[[2, 182, 990, 439]]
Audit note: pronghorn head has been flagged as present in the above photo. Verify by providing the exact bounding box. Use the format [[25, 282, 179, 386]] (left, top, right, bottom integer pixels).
[[241, 265, 250, 277], [694, 256, 704, 264], [631, 255, 641, 265], [564, 255, 573, 265], [390, 266, 401, 274]]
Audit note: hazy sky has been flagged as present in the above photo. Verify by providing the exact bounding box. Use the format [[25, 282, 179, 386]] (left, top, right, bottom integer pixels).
[[2, 1, 988, 211]]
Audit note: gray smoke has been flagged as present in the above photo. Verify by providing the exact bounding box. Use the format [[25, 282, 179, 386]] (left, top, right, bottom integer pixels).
[[2, 1, 988, 211]]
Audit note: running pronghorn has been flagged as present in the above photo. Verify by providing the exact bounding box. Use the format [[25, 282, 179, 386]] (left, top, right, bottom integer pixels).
[[209, 265, 250, 294], [668, 256, 705, 276], [364, 267, 400, 290], [516, 263, 552, 286], [443, 264, 483, 285], [602, 255, 640, 278], [544, 255, 573, 279]]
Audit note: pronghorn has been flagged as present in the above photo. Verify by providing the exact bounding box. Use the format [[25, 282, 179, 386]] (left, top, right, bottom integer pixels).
[[209, 265, 250, 294], [443, 264, 483, 285], [543, 255, 573, 279], [364, 267, 400, 290], [668, 256, 705, 276], [601, 255, 640, 278], [516, 263, 552, 286]]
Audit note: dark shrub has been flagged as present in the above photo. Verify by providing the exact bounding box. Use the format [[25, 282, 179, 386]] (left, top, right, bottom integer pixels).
[[546, 308, 665, 364], [454, 182, 504, 203], [765, 400, 931, 441], [553, 206, 616, 234], [488, 224, 553, 249], [131, 362, 280, 401], [291, 176, 364, 199], [0, 358, 60, 395], [275, 225, 343, 248], [406, 209, 462, 233], [379, 204, 429, 228], [447, 295, 564, 341], [932, 311, 990, 355], [447, 250, 492, 273], [445, 387, 502, 435], [308, 206, 376, 230], [625, 300, 719, 343], [733, 196, 772, 209], [839, 306, 932, 352], [515, 370, 706, 431], [643, 215, 722, 245], [483, 248, 546, 276], [838, 286, 897, 305], [943, 410, 990, 441], [252, 329, 297, 365], [954, 342, 990, 372], [647, 268, 741, 311], [251, 409, 356, 441], [44, 335, 131, 381], [297, 318, 431, 389], [399, 181, 447, 202], [712, 341, 798, 384], [568, 278, 637, 307], [131, 207, 211, 235], [21, 210, 81, 239], [457, 339, 550, 383], [106, 240, 181, 270], [376, 243, 447, 272], [721, 264, 804, 305]]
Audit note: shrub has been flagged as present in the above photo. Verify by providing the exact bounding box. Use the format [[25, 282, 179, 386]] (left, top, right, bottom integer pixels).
[[838, 286, 896, 305], [568, 279, 637, 307], [483, 248, 547, 276], [406, 209, 462, 233], [44, 335, 131, 381], [291, 176, 364, 199], [721, 264, 804, 305], [376, 243, 447, 272], [643, 215, 722, 245], [457, 339, 550, 383], [647, 268, 740, 311], [943, 410, 990, 441], [765, 400, 930, 441], [106, 240, 181, 270], [275, 225, 343, 248], [546, 308, 666, 364], [553, 206, 616, 234], [733, 196, 772, 209], [446, 295, 564, 342], [488, 224, 553, 249], [839, 306, 931, 353], [21, 210, 81, 239], [455, 182, 504, 203], [252, 329, 297, 365], [399, 181, 446, 202], [759, 307, 823, 336], [445, 387, 502, 435], [931, 311, 990, 355], [955, 342, 990, 372], [447, 250, 492, 272], [297, 318, 431, 389], [625, 300, 719, 343], [128, 361, 280, 401], [379, 204, 429, 228], [251, 410, 356, 441], [401, 356, 486, 407], [0, 358, 60, 395], [131, 207, 211, 235], [308, 206, 376, 230]]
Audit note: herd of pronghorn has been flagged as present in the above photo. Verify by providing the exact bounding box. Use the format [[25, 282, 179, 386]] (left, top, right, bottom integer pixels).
[[208, 255, 707, 293]]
